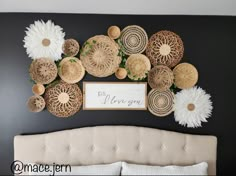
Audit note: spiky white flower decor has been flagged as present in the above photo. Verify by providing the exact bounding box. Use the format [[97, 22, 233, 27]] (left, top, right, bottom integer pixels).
[[24, 20, 65, 61], [174, 87, 213, 128]]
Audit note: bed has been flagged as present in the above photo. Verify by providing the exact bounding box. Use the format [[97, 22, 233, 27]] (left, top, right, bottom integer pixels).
[[14, 126, 217, 175]]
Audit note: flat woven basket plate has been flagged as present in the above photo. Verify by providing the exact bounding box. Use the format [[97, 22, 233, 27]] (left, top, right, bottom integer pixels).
[[148, 65, 174, 91], [27, 95, 45, 112], [63, 39, 80, 57], [125, 54, 151, 80], [44, 81, 82, 118], [80, 35, 121, 77], [173, 62, 198, 89], [146, 30, 184, 68], [120, 25, 148, 55], [29, 58, 57, 85], [58, 57, 85, 84], [148, 89, 175, 117]]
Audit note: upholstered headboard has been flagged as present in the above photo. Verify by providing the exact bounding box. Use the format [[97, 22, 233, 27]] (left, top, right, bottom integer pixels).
[[14, 126, 217, 175]]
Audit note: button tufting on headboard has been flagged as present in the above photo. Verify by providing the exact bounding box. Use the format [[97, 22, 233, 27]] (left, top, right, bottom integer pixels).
[[14, 126, 217, 175]]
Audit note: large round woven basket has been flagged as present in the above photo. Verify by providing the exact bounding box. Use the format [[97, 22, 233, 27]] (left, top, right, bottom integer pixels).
[[146, 30, 184, 68], [80, 35, 121, 77], [125, 54, 151, 80], [29, 58, 57, 85], [58, 57, 85, 84], [120, 25, 148, 55], [27, 95, 45, 112], [44, 81, 82, 118], [173, 63, 198, 89], [148, 65, 174, 91], [148, 89, 175, 117], [63, 39, 80, 57]]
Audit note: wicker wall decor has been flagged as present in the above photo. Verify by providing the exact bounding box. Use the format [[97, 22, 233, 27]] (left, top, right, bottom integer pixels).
[[173, 63, 198, 89], [58, 57, 85, 84], [107, 26, 121, 39], [80, 35, 121, 77], [120, 25, 148, 55], [115, 68, 127, 80], [148, 89, 175, 117], [29, 58, 57, 85], [32, 83, 45, 95], [44, 81, 82, 118], [125, 54, 151, 80], [63, 39, 80, 57], [27, 95, 45, 112], [146, 30, 184, 68], [148, 65, 174, 91]]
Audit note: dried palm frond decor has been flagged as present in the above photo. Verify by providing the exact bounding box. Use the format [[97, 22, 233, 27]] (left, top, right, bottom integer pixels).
[[148, 89, 175, 117], [125, 54, 151, 80], [120, 25, 148, 55], [146, 30, 184, 68], [173, 63, 198, 89], [58, 57, 85, 84], [24, 20, 65, 61], [27, 95, 45, 112], [44, 81, 82, 118], [80, 35, 121, 77], [148, 65, 174, 91], [174, 87, 213, 128], [63, 39, 80, 57], [29, 58, 57, 85], [107, 26, 121, 39]]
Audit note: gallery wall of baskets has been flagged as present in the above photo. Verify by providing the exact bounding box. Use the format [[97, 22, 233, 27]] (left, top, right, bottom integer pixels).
[[25, 20, 213, 128]]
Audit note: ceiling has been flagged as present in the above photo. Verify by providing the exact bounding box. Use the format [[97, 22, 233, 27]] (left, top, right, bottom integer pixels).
[[1, 0, 236, 15]]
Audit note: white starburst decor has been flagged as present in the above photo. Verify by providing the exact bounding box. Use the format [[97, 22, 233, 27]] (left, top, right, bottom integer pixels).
[[174, 87, 213, 128], [23, 20, 65, 61]]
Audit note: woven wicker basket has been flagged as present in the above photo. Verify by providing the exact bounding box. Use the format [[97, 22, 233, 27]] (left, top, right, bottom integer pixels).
[[44, 81, 82, 118], [58, 57, 85, 84], [32, 83, 45, 95], [29, 58, 57, 85], [107, 26, 121, 39], [27, 95, 45, 112], [125, 54, 151, 80], [173, 63, 198, 89], [148, 65, 174, 91], [80, 35, 121, 77], [63, 39, 80, 57], [120, 25, 148, 55], [146, 30, 184, 68], [148, 89, 174, 117]]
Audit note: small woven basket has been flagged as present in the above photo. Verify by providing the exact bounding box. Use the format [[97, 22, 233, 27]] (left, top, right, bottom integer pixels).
[[173, 62, 198, 89], [120, 25, 148, 55], [63, 39, 80, 57], [27, 95, 45, 112], [148, 89, 175, 117], [148, 65, 174, 91]]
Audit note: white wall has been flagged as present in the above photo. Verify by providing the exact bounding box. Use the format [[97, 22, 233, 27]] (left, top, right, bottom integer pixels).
[[1, 0, 236, 15]]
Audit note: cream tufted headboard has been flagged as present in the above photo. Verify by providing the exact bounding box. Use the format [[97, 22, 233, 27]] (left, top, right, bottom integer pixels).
[[14, 126, 217, 175]]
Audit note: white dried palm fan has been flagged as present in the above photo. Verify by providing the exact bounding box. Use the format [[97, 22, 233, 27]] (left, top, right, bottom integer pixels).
[[24, 20, 65, 61], [174, 87, 213, 128]]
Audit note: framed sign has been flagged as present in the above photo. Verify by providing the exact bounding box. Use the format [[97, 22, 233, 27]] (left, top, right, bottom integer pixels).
[[83, 82, 147, 110]]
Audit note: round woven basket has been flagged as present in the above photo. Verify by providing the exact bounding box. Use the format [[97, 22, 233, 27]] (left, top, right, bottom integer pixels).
[[148, 89, 174, 117], [27, 95, 45, 112], [120, 25, 148, 55], [107, 26, 121, 39], [173, 63, 198, 89], [125, 54, 151, 80], [58, 57, 85, 84], [29, 58, 57, 85], [32, 83, 45, 95], [148, 65, 174, 91], [80, 35, 121, 77], [63, 39, 80, 57], [115, 68, 127, 80], [44, 81, 82, 118], [146, 30, 184, 68]]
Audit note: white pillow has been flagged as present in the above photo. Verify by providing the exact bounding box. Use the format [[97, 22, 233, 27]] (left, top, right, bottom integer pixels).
[[121, 162, 208, 175], [28, 162, 122, 175]]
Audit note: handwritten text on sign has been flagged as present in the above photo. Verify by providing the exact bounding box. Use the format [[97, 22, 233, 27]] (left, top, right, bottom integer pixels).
[[83, 82, 147, 110]]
